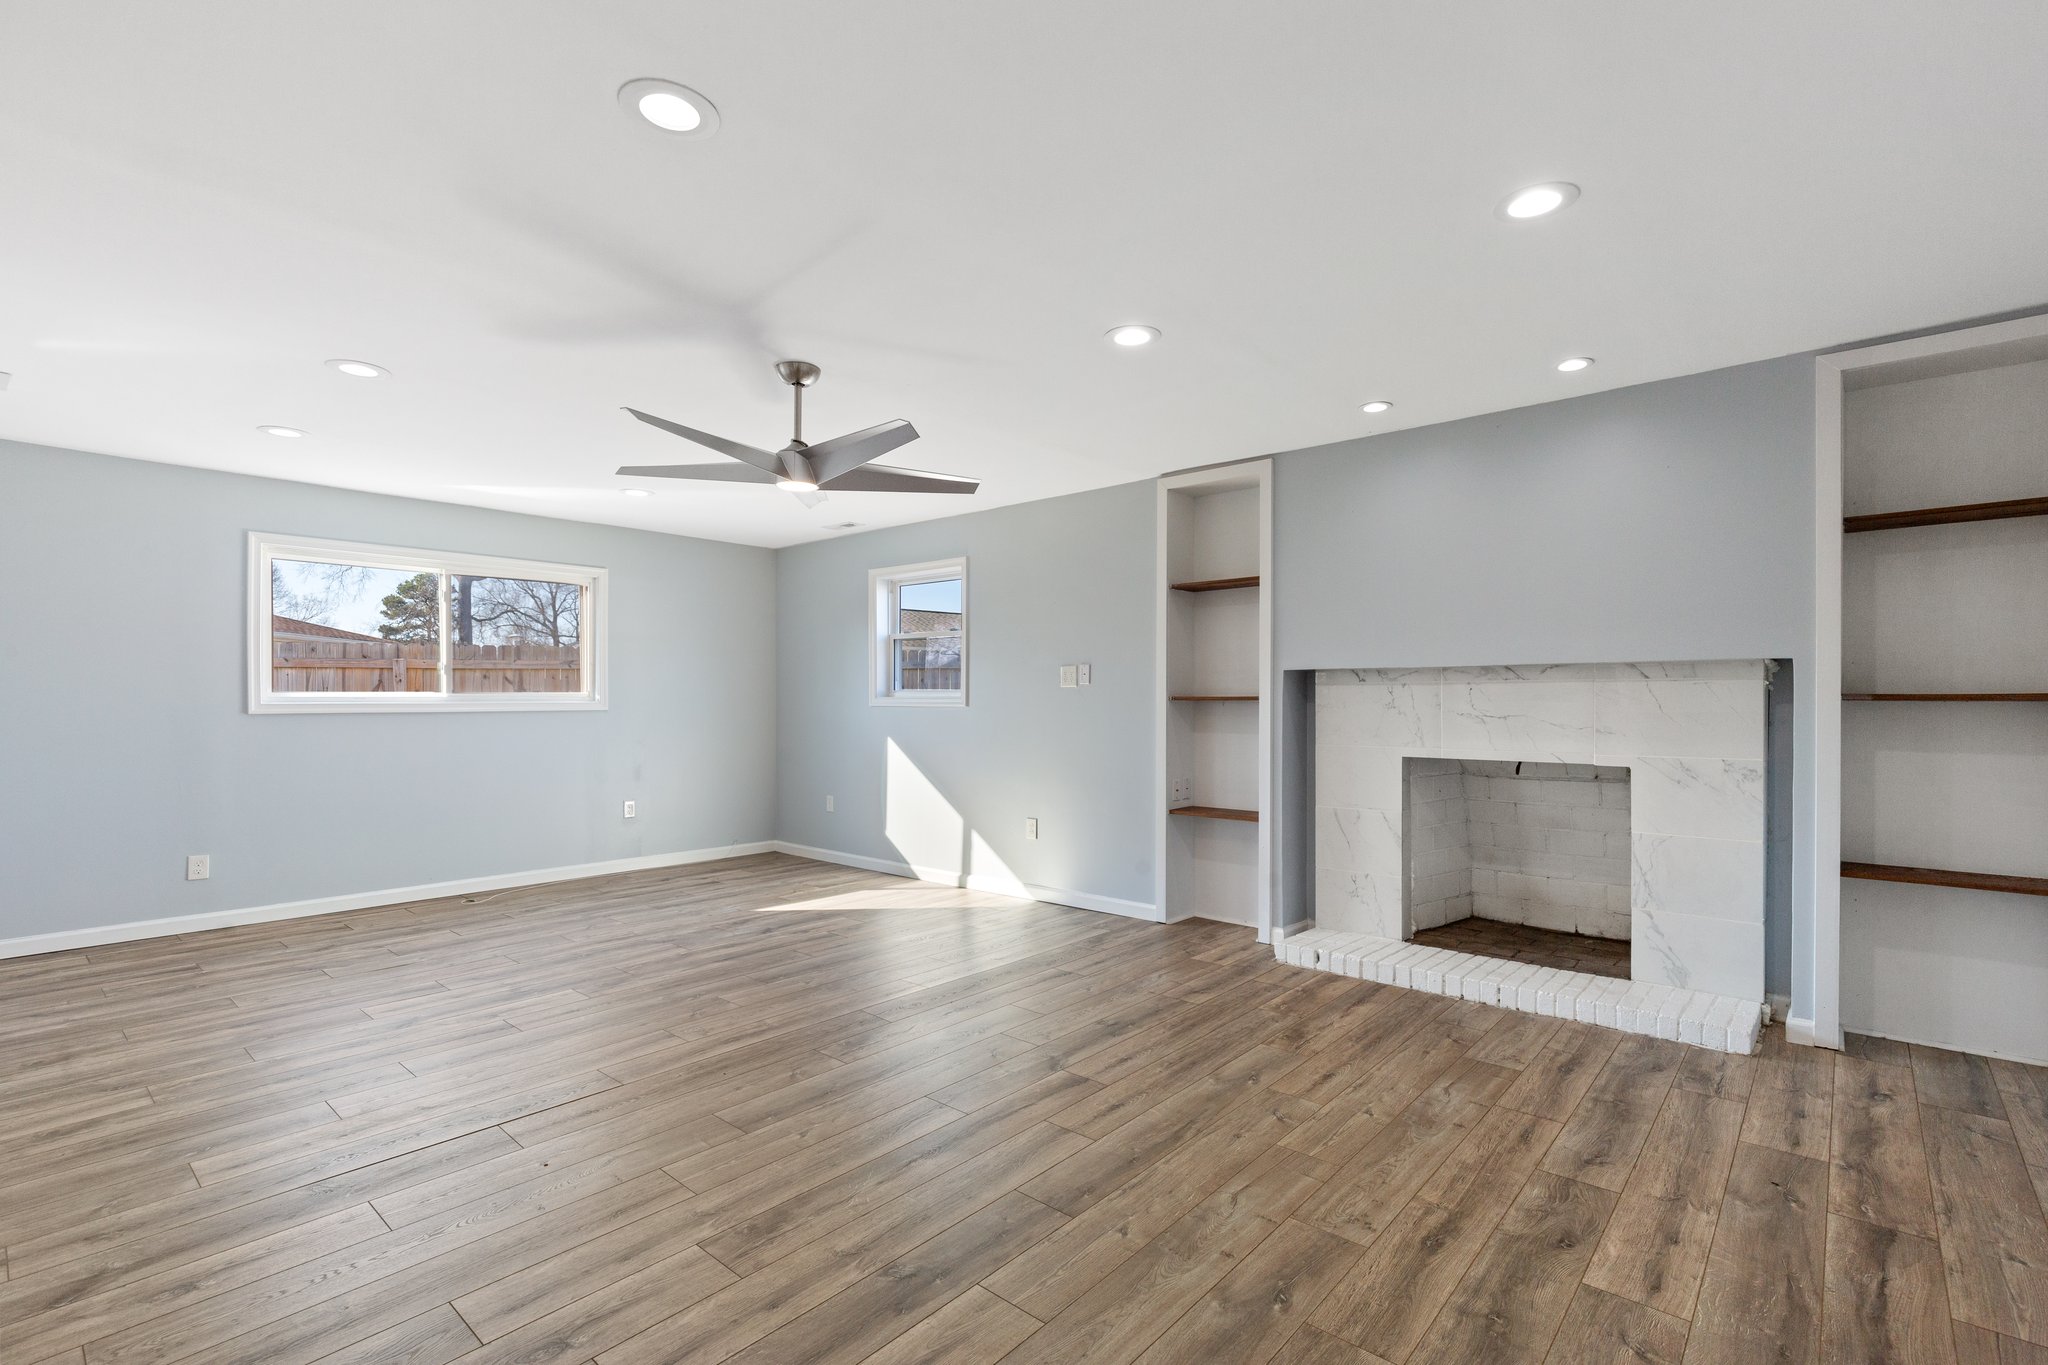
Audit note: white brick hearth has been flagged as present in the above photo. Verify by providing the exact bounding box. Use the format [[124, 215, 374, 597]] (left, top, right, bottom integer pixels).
[[1272, 925, 1765, 1053]]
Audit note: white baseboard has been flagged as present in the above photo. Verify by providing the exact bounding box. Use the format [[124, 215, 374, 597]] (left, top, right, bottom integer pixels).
[[0, 842, 778, 961], [1834, 1021, 2046, 1069], [771, 841, 1161, 922]]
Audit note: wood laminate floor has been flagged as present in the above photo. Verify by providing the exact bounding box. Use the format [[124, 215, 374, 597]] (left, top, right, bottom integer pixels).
[[3, 852, 2045, 1364], [1410, 918, 1632, 980]]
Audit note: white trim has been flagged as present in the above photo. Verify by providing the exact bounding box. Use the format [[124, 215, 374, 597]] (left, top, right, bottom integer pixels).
[[249, 531, 608, 714], [1258, 463, 1276, 939], [1810, 358, 1845, 1050], [771, 840, 1162, 921], [0, 842, 777, 961], [867, 556, 967, 707]]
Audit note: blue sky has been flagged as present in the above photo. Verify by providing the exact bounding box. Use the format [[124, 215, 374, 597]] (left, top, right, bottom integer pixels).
[[273, 559, 418, 634], [900, 577, 962, 613]]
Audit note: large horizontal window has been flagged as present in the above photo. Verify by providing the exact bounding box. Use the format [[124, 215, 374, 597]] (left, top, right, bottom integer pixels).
[[249, 534, 606, 713]]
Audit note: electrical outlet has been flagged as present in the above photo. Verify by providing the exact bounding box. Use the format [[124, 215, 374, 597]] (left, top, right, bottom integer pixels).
[[1025, 817, 1039, 840], [1170, 778, 1194, 804], [186, 854, 210, 881], [825, 795, 835, 813], [1077, 663, 1091, 686], [1059, 665, 1078, 688]]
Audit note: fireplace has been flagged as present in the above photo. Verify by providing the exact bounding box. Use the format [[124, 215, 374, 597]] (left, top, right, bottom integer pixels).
[[1405, 758, 1631, 942], [1291, 661, 1770, 1052]]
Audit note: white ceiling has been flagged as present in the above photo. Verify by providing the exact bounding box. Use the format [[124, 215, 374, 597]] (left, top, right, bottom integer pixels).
[[3, 3, 2046, 548]]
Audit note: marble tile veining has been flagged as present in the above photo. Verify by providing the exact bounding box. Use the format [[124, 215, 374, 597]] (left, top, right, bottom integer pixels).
[[1312, 658, 1771, 1003]]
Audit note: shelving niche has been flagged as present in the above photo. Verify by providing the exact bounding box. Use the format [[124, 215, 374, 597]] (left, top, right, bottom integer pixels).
[[1835, 323, 2048, 1058], [1156, 461, 1272, 933]]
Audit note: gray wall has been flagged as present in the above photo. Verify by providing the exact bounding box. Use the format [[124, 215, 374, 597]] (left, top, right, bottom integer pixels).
[[0, 439, 778, 941], [5, 354, 1821, 1012], [1272, 356, 1817, 1001], [774, 482, 1157, 908]]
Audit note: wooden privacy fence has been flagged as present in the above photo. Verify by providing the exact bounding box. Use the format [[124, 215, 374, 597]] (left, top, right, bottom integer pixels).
[[272, 640, 580, 694], [898, 666, 963, 690]]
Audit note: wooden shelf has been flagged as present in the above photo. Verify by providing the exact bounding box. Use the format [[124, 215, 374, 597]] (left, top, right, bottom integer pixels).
[[1844, 692, 2048, 702], [1169, 805, 1259, 823], [1169, 575, 1260, 593], [1842, 861, 2048, 897], [1170, 694, 1258, 702], [1843, 495, 2048, 534]]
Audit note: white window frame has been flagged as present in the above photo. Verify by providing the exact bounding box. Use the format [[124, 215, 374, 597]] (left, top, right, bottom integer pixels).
[[248, 532, 608, 714], [869, 557, 967, 707]]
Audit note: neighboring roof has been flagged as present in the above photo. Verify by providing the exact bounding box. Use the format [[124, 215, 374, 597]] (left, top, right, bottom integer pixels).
[[900, 610, 963, 633], [272, 614, 383, 642]]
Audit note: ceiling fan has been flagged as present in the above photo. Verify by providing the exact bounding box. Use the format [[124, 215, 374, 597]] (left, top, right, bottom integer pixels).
[[618, 361, 979, 508]]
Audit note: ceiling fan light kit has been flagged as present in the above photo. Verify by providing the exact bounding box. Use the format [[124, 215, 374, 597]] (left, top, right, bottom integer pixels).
[[617, 361, 980, 505]]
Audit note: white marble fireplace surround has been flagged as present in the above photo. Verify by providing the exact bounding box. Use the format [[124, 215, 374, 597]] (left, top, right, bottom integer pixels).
[[1292, 661, 1771, 1052]]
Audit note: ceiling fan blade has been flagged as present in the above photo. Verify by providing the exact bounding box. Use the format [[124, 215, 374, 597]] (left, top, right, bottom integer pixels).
[[819, 464, 979, 495], [622, 407, 782, 474], [613, 463, 779, 483], [804, 420, 920, 484]]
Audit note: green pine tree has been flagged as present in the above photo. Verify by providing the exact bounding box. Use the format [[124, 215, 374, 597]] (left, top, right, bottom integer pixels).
[[377, 573, 440, 641]]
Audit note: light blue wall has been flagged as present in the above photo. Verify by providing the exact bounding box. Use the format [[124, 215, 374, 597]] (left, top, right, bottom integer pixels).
[[1270, 356, 1817, 1001], [1273, 358, 1814, 670], [774, 482, 1157, 908], [0, 439, 778, 941], [5, 354, 1821, 1012]]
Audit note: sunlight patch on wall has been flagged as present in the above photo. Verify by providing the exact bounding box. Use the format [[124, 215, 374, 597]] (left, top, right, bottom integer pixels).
[[885, 738, 966, 878]]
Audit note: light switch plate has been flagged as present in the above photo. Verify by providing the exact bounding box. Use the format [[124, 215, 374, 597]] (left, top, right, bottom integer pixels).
[[1077, 663, 1091, 686], [1025, 817, 1039, 839]]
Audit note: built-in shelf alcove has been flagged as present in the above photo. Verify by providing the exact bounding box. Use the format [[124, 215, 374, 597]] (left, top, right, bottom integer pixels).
[[1155, 461, 1272, 931], [1829, 314, 2048, 1061]]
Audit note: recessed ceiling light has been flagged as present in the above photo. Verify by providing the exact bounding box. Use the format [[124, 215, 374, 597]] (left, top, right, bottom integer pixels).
[[257, 425, 305, 438], [1556, 357, 1594, 373], [621, 488, 653, 498], [776, 478, 819, 493], [326, 358, 386, 379], [617, 78, 720, 138], [1499, 182, 1580, 220], [1107, 325, 1159, 347], [1360, 400, 1393, 414]]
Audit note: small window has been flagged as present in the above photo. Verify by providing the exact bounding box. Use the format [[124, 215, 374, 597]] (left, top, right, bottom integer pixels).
[[870, 558, 966, 705], [250, 535, 605, 713]]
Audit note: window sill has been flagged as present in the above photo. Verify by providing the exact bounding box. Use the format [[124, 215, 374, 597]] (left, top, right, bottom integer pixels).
[[249, 696, 607, 715], [870, 694, 966, 708]]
